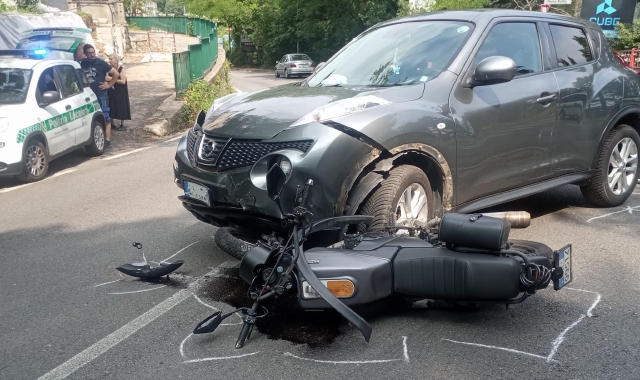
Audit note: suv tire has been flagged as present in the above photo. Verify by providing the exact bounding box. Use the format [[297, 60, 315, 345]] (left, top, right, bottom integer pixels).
[[214, 227, 258, 260], [85, 118, 105, 156], [358, 165, 434, 231], [581, 124, 640, 207], [17, 140, 49, 182]]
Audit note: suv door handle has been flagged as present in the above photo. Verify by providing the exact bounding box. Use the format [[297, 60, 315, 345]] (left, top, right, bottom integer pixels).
[[85, 97, 91, 102], [65, 105, 72, 111], [536, 93, 557, 105]]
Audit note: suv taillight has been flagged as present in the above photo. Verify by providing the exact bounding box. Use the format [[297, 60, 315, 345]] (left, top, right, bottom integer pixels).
[[290, 63, 297, 67]]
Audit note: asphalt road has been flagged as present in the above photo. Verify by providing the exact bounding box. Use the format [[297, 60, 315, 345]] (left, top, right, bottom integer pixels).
[[1, 71, 639, 380]]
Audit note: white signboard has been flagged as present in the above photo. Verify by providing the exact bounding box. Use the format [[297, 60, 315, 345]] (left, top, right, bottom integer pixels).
[[545, 0, 572, 4]]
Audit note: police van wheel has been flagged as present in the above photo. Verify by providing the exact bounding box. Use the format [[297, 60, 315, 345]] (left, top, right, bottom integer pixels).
[[17, 140, 49, 183], [86, 119, 105, 156]]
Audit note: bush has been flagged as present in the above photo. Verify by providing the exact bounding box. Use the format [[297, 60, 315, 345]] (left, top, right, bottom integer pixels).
[[128, 22, 142, 31], [180, 60, 235, 128]]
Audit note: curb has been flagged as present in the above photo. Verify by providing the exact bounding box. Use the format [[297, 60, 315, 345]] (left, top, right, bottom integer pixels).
[[143, 46, 227, 137]]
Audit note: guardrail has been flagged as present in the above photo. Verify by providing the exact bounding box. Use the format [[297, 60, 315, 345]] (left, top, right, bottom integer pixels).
[[126, 16, 219, 95]]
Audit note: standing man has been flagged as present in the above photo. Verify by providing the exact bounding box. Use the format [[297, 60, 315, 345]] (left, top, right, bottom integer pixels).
[[81, 44, 119, 147]]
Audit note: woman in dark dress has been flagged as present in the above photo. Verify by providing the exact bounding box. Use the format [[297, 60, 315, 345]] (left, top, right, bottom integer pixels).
[[107, 54, 131, 131]]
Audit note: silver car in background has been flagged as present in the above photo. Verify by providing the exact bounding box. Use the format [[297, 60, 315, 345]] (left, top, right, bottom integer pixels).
[[275, 54, 315, 78]]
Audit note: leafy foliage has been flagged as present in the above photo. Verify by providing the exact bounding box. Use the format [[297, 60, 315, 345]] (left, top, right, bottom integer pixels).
[[164, 0, 186, 16], [180, 61, 235, 128], [611, 22, 640, 50], [15, 0, 40, 12]]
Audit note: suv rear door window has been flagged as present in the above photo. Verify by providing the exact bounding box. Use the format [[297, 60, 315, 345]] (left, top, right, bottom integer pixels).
[[549, 25, 593, 67], [475, 23, 542, 76]]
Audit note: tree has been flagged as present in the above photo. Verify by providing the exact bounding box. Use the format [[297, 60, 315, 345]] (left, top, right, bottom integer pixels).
[[165, 0, 186, 16], [611, 22, 640, 50], [124, 0, 146, 16], [433, 0, 489, 10], [15, 0, 40, 12]]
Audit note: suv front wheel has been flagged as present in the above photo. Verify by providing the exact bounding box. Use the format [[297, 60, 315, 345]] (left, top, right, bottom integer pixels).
[[17, 140, 49, 182], [581, 124, 640, 207]]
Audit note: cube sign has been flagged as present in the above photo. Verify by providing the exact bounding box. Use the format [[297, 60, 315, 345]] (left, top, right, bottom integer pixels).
[[580, 0, 637, 38]]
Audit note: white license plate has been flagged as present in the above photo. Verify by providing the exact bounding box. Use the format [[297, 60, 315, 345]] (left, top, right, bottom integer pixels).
[[553, 244, 572, 290], [184, 180, 210, 206], [300, 64, 308, 67]]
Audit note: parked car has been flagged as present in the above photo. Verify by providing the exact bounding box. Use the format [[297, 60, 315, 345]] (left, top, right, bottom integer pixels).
[[275, 54, 315, 78], [613, 51, 640, 75], [175, 10, 640, 257], [0, 50, 106, 182]]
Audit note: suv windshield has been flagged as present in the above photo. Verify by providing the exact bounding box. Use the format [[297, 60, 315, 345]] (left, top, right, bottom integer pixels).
[[0, 68, 31, 104], [308, 21, 472, 87]]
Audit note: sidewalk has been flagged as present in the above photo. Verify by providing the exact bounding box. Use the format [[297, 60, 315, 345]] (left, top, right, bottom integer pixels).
[[105, 33, 200, 152]]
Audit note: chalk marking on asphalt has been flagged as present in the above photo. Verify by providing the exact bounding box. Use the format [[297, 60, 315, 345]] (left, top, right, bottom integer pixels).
[[37, 289, 193, 380], [103, 147, 151, 161], [0, 169, 77, 193], [166, 135, 183, 142], [284, 336, 408, 365], [402, 336, 409, 362], [586, 205, 640, 222], [180, 333, 259, 363], [444, 288, 602, 363], [546, 315, 585, 362], [161, 241, 199, 263], [191, 294, 242, 325], [442, 339, 555, 362], [108, 285, 167, 295], [283, 352, 403, 365], [93, 280, 122, 288], [566, 287, 602, 317]]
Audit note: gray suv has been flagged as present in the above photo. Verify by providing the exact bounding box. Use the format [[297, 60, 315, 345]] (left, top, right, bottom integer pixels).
[[174, 10, 640, 255]]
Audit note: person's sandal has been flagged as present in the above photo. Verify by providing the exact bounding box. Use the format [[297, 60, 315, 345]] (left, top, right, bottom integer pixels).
[[117, 125, 126, 131]]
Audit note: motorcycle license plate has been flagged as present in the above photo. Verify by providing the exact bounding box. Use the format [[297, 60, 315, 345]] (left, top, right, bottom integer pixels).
[[184, 180, 210, 206], [553, 244, 572, 290]]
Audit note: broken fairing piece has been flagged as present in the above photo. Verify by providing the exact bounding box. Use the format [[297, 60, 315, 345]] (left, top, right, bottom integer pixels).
[[116, 260, 185, 279], [117, 242, 184, 279]]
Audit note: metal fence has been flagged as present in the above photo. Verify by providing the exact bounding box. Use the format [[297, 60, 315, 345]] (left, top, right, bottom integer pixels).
[[126, 17, 219, 95]]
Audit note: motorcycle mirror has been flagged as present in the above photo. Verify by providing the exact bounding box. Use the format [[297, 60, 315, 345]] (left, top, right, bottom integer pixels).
[[193, 311, 224, 334], [266, 163, 287, 201]]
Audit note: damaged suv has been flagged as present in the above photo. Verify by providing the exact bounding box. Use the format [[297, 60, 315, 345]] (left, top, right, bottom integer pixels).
[[174, 10, 640, 258]]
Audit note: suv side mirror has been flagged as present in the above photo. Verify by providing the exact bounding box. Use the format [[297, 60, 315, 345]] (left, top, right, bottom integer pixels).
[[42, 91, 61, 105], [464, 56, 517, 88]]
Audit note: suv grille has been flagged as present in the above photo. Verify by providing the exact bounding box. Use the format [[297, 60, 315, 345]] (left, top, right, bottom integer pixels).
[[185, 131, 313, 170], [217, 140, 314, 169]]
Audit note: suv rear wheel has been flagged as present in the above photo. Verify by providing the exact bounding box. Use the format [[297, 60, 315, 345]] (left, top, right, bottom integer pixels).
[[358, 165, 434, 232], [85, 119, 105, 156], [581, 124, 639, 207]]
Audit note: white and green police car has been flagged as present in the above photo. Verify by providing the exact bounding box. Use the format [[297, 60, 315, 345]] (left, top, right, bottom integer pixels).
[[0, 50, 106, 182]]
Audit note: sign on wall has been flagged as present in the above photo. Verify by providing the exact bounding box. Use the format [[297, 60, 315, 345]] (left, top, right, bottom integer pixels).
[[580, 0, 637, 38], [544, 0, 572, 5]]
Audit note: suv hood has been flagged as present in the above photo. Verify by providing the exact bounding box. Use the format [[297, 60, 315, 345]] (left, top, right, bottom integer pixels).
[[202, 83, 424, 140]]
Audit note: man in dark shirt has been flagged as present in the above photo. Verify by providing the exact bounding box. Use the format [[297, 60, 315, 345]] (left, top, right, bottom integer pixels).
[[81, 44, 119, 147]]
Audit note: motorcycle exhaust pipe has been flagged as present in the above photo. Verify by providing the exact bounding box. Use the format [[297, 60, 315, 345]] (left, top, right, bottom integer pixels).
[[482, 211, 530, 228]]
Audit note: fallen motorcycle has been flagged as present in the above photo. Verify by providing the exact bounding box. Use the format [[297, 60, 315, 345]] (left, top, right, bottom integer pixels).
[[194, 164, 573, 348]]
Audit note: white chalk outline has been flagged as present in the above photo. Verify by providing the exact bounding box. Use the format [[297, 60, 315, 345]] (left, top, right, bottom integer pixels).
[[160, 241, 198, 263], [108, 285, 167, 295], [443, 288, 602, 363], [587, 205, 640, 223], [93, 279, 123, 288], [283, 336, 409, 364], [180, 333, 259, 364], [191, 294, 242, 326]]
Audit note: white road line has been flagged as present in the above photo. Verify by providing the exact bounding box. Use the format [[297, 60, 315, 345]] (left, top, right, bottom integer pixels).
[[37, 289, 192, 380], [402, 336, 409, 362], [165, 135, 184, 142], [442, 339, 555, 362], [0, 169, 77, 193], [161, 241, 198, 263], [93, 280, 122, 288], [103, 147, 151, 161], [108, 285, 167, 295]]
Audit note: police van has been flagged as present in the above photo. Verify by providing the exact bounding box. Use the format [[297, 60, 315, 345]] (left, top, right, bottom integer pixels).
[[0, 29, 105, 182]]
